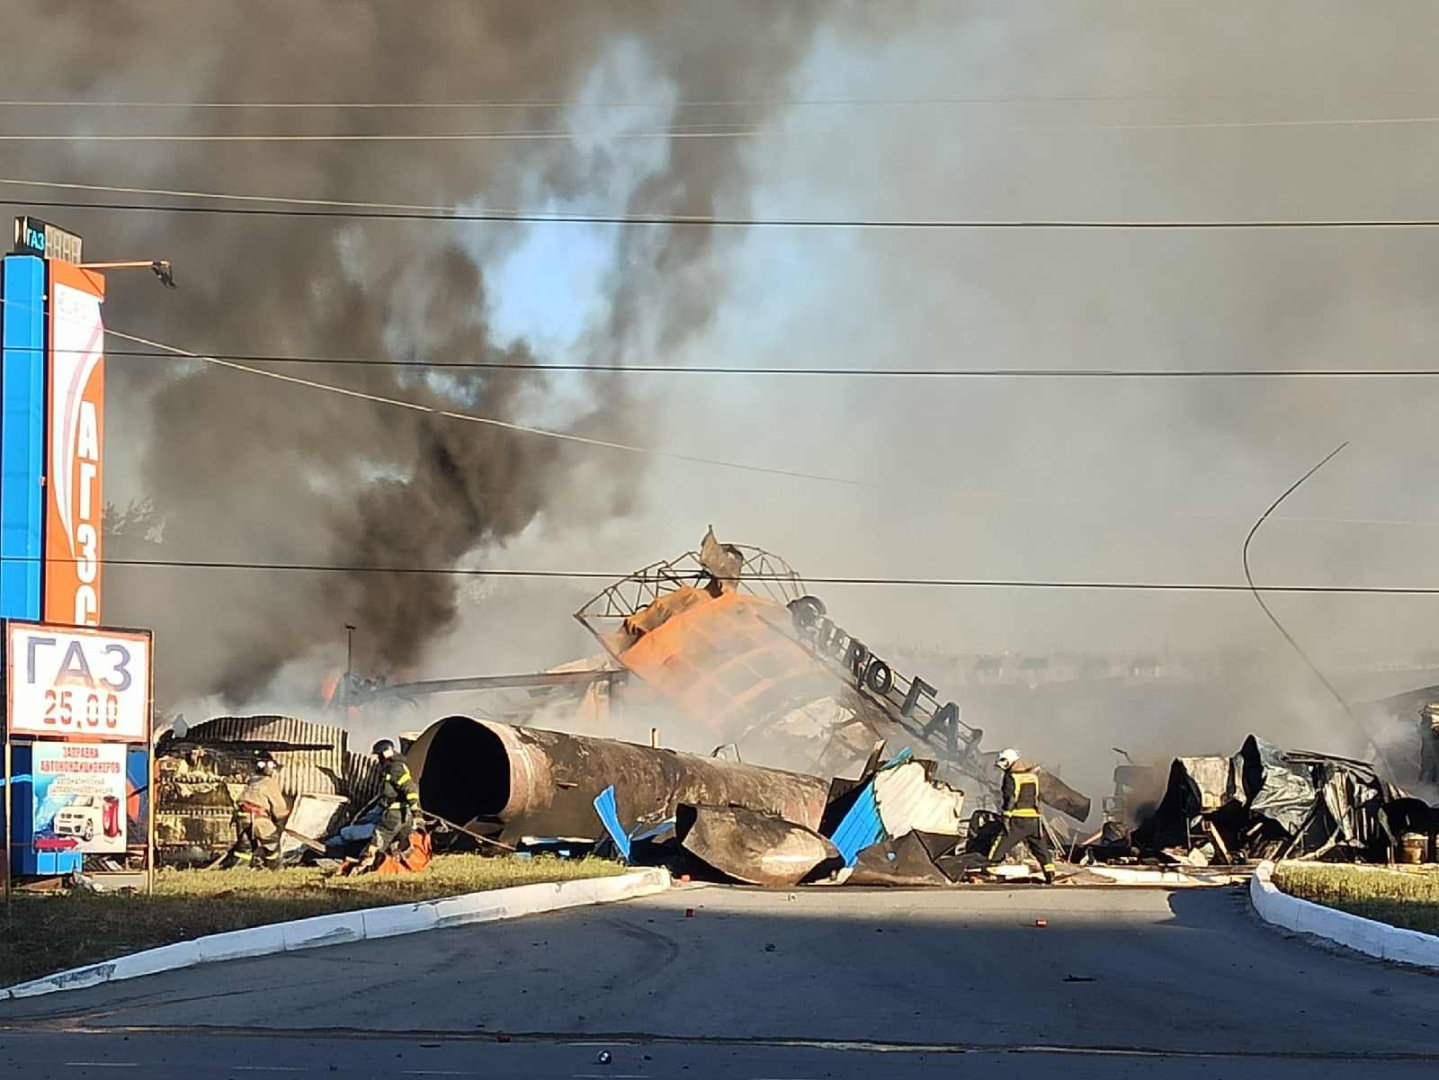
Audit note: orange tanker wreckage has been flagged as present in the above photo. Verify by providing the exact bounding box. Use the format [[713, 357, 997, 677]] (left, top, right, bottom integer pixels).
[[574, 528, 1090, 822]]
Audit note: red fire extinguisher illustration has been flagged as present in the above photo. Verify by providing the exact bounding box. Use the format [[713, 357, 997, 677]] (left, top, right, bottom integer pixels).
[[103, 795, 121, 839]]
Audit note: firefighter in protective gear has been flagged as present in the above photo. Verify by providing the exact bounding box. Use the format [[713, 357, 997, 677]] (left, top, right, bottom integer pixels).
[[1420, 703, 1439, 786], [222, 754, 289, 870], [356, 739, 421, 872], [987, 748, 1056, 884]]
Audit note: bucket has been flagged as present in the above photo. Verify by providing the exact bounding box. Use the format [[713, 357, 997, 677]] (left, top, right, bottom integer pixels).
[[1398, 832, 1427, 865]]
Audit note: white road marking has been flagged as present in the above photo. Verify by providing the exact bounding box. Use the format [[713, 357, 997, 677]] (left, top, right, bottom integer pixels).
[[63, 1066, 139, 1070]]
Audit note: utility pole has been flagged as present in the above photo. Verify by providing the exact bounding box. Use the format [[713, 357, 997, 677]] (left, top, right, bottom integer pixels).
[[344, 625, 357, 712]]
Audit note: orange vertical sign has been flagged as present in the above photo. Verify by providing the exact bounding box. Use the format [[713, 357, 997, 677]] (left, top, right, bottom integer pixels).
[[44, 260, 106, 627]]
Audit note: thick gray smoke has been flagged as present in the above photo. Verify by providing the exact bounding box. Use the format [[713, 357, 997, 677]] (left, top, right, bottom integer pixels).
[[442, 1, 1439, 801], [1, 0, 841, 704]]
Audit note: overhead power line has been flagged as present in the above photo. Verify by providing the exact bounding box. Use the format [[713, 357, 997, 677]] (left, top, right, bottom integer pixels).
[[19, 299, 1439, 531], [0, 128, 781, 143], [11, 113, 1439, 137], [9, 183, 1439, 230], [98, 347, 1439, 378], [75, 556, 1439, 593], [102, 327, 868, 488], [1, 89, 1424, 110], [67, 346, 1439, 379], [14, 302, 1439, 382]]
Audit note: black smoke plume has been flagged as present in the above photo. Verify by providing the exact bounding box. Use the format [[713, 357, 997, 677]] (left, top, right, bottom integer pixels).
[[1, 0, 838, 703]]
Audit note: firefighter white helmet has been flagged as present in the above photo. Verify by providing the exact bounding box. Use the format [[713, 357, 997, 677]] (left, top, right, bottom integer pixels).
[[995, 747, 1021, 770]]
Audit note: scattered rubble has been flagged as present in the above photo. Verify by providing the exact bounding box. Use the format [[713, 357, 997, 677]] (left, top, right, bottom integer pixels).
[[151, 530, 1439, 886], [574, 529, 1091, 820], [1088, 735, 1439, 867], [154, 715, 383, 866]]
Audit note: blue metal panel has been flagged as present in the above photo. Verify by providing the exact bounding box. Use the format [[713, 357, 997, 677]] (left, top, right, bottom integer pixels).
[[830, 748, 913, 866], [0, 255, 46, 621], [1, 256, 52, 875], [592, 784, 632, 861], [127, 746, 149, 846], [7, 745, 81, 876]]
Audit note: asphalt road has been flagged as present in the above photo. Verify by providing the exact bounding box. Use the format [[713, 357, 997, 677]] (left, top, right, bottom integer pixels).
[[2, 884, 1437, 1078]]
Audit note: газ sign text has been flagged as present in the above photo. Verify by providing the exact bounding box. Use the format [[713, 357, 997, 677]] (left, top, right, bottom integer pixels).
[[5, 622, 152, 742]]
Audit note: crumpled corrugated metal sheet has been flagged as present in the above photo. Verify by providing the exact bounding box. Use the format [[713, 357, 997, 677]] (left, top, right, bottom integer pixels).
[[872, 760, 964, 837], [343, 751, 387, 805], [829, 748, 913, 865], [848, 830, 953, 887], [677, 803, 838, 887], [1174, 755, 1238, 813], [1233, 735, 1315, 834], [172, 715, 348, 799]]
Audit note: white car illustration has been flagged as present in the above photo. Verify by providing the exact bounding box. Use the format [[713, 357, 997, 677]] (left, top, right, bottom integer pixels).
[[54, 796, 105, 842]]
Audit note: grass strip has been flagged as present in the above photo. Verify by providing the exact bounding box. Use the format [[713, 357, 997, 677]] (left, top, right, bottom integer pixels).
[[1, 854, 625, 987], [1272, 861, 1439, 936]]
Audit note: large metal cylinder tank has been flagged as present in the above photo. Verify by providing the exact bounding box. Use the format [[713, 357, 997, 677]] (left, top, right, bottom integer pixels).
[[407, 715, 830, 842]]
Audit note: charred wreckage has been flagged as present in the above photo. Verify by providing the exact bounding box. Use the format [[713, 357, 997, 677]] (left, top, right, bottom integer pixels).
[[154, 530, 1439, 883]]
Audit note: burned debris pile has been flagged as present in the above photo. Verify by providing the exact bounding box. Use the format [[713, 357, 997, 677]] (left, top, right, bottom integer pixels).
[[155, 715, 384, 865], [1092, 735, 1439, 866], [574, 529, 1089, 819], [155, 715, 432, 872], [402, 715, 1087, 887], [156, 530, 1439, 883]]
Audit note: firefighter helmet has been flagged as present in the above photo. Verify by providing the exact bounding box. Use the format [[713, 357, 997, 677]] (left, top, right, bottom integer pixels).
[[255, 753, 280, 774], [372, 738, 397, 760], [995, 747, 1021, 770]]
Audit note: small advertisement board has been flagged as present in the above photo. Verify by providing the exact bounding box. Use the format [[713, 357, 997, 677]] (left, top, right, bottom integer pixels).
[[30, 741, 128, 855], [5, 622, 152, 742]]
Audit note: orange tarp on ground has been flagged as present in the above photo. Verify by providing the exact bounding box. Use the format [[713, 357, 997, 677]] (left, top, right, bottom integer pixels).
[[373, 830, 431, 875]]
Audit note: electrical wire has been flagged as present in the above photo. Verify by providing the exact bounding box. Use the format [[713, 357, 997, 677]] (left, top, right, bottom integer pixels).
[[2, 89, 1424, 109], [11, 180, 1439, 228], [16, 301, 1439, 381], [12, 112, 1439, 137], [1241, 442, 1396, 776], [1243, 443, 1357, 703], [29, 555, 1439, 592], [10, 300, 1439, 529], [16, 297, 1439, 531], [0, 128, 781, 143], [77, 346, 1439, 378], [102, 327, 870, 488]]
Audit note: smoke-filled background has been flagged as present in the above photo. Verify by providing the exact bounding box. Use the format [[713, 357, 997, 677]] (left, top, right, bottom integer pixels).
[[0, 0, 847, 700], [5, 0, 1439, 804]]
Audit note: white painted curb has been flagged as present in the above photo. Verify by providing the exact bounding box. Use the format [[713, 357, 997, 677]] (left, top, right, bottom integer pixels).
[[1, 867, 670, 1001], [1250, 860, 1439, 969]]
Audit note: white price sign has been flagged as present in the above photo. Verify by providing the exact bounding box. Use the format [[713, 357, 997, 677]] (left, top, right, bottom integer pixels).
[[6, 622, 152, 742]]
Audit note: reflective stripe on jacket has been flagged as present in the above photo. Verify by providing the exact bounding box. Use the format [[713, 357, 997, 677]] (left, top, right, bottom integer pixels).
[[384, 760, 421, 811], [1002, 770, 1042, 818]]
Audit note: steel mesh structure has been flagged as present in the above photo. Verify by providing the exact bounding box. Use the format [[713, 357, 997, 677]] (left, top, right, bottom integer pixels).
[[574, 545, 807, 634]]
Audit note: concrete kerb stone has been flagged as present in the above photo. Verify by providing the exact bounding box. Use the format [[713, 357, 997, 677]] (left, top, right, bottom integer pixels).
[[0, 867, 671, 1001], [1250, 859, 1439, 969], [360, 902, 437, 940]]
